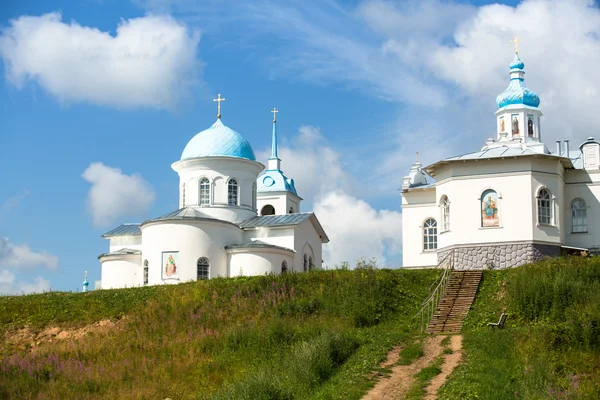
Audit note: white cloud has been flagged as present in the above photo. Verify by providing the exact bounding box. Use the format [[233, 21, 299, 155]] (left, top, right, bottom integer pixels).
[[0, 12, 201, 110], [0, 237, 59, 270], [0, 273, 51, 295], [82, 162, 155, 227], [315, 191, 402, 267]]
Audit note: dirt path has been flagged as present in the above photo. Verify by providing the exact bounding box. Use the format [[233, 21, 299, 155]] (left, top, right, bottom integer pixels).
[[424, 335, 463, 400], [362, 336, 444, 400]]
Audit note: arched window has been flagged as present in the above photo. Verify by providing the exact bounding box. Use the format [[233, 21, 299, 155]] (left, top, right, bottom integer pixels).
[[182, 183, 186, 207], [281, 260, 288, 274], [228, 179, 238, 206], [289, 207, 294, 214], [571, 198, 587, 233], [261, 205, 275, 216], [309, 256, 314, 271], [303, 254, 308, 272], [143, 260, 149, 286], [199, 178, 210, 206], [197, 257, 209, 280], [423, 219, 437, 251], [441, 196, 450, 231], [537, 189, 553, 225]]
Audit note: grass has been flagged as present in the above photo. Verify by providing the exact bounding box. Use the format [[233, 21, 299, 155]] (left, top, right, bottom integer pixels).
[[0, 263, 438, 400], [397, 340, 425, 365], [439, 257, 600, 400]]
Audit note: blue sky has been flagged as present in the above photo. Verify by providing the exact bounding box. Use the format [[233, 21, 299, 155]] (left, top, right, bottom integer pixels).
[[1, 0, 599, 293]]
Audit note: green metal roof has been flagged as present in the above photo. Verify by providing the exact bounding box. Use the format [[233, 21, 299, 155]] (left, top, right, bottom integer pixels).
[[102, 223, 141, 238], [97, 248, 141, 259], [239, 213, 312, 228], [225, 240, 295, 253]]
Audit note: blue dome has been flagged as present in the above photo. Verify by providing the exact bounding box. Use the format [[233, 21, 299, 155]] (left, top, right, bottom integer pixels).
[[496, 54, 540, 109], [257, 170, 297, 195], [181, 119, 256, 161]]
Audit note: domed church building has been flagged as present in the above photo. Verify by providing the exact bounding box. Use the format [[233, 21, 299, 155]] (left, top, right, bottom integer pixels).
[[98, 100, 328, 289], [401, 46, 600, 270]]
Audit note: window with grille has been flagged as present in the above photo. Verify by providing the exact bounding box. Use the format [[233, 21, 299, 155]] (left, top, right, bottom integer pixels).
[[228, 179, 238, 206], [537, 189, 552, 225], [441, 196, 450, 231], [423, 218, 438, 251], [143, 260, 149, 286], [303, 254, 308, 272], [281, 261, 288, 274], [200, 178, 210, 206], [197, 257, 209, 280], [571, 198, 587, 233]]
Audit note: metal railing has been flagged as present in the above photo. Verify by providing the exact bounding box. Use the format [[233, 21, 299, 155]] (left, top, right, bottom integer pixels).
[[415, 249, 455, 333]]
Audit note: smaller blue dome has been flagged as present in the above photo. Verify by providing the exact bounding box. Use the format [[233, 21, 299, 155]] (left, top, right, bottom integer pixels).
[[509, 53, 524, 70], [257, 170, 297, 195], [181, 119, 256, 161]]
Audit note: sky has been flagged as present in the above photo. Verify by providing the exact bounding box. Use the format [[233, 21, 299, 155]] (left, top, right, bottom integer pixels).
[[1, 0, 599, 294]]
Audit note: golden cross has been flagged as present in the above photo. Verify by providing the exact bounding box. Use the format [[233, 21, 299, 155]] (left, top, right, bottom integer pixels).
[[271, 107, 279, 122], [213, 93, 226, 119], [510, 34, 522, 54]]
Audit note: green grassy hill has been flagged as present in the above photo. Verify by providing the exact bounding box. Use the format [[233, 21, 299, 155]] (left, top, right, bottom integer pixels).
[[0, 263, 437, 400], [2, 257, 600, 400]]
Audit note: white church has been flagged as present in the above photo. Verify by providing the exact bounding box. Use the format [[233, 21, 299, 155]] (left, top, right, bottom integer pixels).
[[97, 102, 329, 289], [401, 49, 600, 270]]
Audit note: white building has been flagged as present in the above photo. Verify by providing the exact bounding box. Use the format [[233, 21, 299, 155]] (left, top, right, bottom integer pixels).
[[401, 51, 600, 270], [98, 106, 328, 289]]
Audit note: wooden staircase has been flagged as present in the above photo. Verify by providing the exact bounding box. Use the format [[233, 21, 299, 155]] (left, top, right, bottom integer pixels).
[[426, 271, 483, 334]]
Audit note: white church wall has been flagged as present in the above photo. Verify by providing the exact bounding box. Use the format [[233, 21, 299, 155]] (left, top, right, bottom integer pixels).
[[294, 219, 323, 270], [243, 227, 295, 249], [564, 170, 600, 250], [228, 250, 294, 277], [530, 166, 564, 245], [400, 194, 438, 268], [100, 255, 142, 289], [141, 220, 243, 285], [108, 236, 142, 253]]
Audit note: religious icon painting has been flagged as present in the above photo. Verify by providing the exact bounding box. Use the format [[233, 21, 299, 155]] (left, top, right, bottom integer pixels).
[[511, 114, 519, 136], [527, 114, 534, 137], [162, 251, 179, 280], [481, 189, 500, 227], [500, 116, 505, 132]]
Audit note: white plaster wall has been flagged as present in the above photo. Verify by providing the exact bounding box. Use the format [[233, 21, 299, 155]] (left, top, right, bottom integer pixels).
[[530, 164, 564, 245], [173, 157, 265, 223], [100, 255, 142, 289], [564, 170, 600, 249], [228, 251, 294, 277], [141, 220, 243, 284], [294, 219, 324, 270], [400, 189, 438, 268], [243, 227, 295, 250], [108, 236, 142, 253]]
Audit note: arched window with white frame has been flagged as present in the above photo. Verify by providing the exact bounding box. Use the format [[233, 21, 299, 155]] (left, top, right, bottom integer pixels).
[[571, 198, 587, 233], [228, 179, 238, 206], [440, 196, 450, 231], [423, 218, 437, 251], [537, 188, 553, 225], [197, 257, 209, 280], [199, 178, 210, 206]]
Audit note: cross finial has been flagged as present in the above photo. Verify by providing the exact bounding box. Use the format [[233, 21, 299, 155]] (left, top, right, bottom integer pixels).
[[416, 151, 419, 163], [213, 94, 226, 119], [510, 34, 522, 54], [271, 107, 279, 123]]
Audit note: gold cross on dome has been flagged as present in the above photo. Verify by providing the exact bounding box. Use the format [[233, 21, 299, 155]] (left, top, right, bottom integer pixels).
[[271, 107, 279, 122], [510, 34, 522, 54], [213, 93, 226, 119]]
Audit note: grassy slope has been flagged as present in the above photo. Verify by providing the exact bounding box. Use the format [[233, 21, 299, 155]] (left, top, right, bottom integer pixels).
[[439, 257, 600, 400], [0, 267, 437, 400]]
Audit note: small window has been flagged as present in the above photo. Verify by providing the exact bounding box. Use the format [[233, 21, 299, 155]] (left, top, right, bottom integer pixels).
[[200, 178, 210, 206], [537, 189, 553, 225], [281, 260, 288, 274], [143, 260, 149, 286], [309, 256, 313, 271], [261, 205, 275, 216], [303, 254, 308, 272], [197, 257, 209, 280], [571, 199, 587, 233], [441, 196, 450, 231], [423, 219, 437, 251], [228, 179, 238, 206], [289, 207, 294, 214], [182, 183, 186, 207]]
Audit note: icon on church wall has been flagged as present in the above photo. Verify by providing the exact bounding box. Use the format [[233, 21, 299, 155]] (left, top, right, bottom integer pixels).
[[162, 251, 179, 280], [527, 115, 534, 137], [511, 115, 519, 136], [481, 190, 499, 227], [500, 117, 505, 132]]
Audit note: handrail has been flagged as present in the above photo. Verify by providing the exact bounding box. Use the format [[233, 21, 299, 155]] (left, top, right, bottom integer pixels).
[[415, 249, 454, 333]]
